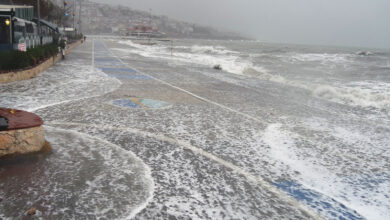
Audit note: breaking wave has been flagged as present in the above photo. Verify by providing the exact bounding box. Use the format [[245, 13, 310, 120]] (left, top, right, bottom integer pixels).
[[190, 45, 239, 55], [115, 40, 390, 110], [116, 40, 273, 77], [288, 53, 353, 64], [312, 82, 390, 109]]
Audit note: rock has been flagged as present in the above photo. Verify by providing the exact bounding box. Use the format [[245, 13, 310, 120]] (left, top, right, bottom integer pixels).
[[0, 134, 13, 150], [27, 207, 37, 215], [0, 126, 46, 158], [213, 64, 222, 70]]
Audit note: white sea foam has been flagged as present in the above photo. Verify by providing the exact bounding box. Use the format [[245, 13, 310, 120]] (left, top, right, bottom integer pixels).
[[287, 53, 353, 64], [0, 126, 154, 219], [116, 40, 275, 78], [312, 81, 390, 109], [115, 40, 390, 111], [0, 60, 121, 112], [263, 123, 390, 220], [190, 45, 239, 55]]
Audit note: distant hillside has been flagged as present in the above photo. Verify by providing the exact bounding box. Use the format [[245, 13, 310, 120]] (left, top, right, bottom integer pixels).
[[72, 0, 247, 40]]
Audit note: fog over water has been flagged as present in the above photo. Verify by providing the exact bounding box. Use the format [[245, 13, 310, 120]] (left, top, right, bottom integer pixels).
[[92, 0, 390, 49]]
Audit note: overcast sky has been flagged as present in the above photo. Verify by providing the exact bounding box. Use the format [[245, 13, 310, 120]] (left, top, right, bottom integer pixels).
[[93, 0, 390, 49]]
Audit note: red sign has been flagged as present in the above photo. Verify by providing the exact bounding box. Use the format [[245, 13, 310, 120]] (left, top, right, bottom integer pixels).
[[18, 43, 26, 52]]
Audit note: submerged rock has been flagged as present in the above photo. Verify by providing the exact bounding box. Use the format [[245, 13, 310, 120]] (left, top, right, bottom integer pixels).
[[27, 207, 37, 216], [213, 64, 222, 70]]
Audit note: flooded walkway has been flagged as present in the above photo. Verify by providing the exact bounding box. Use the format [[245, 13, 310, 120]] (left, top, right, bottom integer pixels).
[[0, 38, 388, 219]]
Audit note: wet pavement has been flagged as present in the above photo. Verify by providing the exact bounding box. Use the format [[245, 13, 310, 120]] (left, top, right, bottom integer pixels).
[[0, 38, 389, 219]]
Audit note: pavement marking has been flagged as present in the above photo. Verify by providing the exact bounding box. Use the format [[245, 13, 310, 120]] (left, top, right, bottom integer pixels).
[[111, 98, 171, 109], [44, 125, 156, 220], [273, 181, 365, 220], [46, 121, 327, 220], [112, 99, 140, 109], [139, 99, 171, 109], [129, 98, 148, 109], [101, 39, 325, 219], [99, 67, 137, 73]]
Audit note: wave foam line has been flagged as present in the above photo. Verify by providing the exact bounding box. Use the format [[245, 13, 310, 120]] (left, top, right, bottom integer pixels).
[[46, 120, 326, 220], [28, 40, 121, 112], [44, 125, 155, 220]]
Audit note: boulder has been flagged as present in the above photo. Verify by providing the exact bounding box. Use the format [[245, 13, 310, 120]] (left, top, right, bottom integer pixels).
[[0, 108, 45, 158], [0, 126, 45, 158]]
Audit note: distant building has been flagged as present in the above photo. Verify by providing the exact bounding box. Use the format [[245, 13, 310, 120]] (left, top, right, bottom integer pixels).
[[127, 23, 166, 38]]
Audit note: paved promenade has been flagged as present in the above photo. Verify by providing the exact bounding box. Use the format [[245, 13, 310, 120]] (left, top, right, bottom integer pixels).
[[1, 38, 379, 219]]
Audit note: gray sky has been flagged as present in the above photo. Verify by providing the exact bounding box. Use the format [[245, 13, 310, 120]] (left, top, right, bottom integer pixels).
[[93, 0, 390, 49]]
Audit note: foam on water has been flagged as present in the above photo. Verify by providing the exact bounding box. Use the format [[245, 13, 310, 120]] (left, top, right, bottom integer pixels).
[[115, 40, 273, 78], [312, 81, 390, 109], [0, 127, 154, 219], [287, 53, 354, 64], [262, 123, 390, 220], [114, 40, 390, 111], [0, 59, 121, 112], [189, 45, 239, 55]]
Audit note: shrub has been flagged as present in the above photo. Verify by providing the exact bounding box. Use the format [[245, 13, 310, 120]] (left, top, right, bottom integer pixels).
[[0, 51, 30, 70], [0, 43, 59, 71]]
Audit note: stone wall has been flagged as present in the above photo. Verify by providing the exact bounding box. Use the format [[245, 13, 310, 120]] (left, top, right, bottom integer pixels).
[[0, 40, 83, 84], [0, 126, 45, 158]]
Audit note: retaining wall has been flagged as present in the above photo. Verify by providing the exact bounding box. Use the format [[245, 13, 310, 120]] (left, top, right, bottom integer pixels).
[[0, 40, 83, 84]]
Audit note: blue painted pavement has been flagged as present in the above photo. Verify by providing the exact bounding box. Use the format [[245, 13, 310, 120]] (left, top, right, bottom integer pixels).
[[112, 99, 140, 108], [139, 99, 171, 108], [273, 181, 365, 220], [99, 67, 137, 73]]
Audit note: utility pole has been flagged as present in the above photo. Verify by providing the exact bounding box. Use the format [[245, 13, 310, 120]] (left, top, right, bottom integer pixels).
[[72, 0, 75, 31], [62, 1, 67, 33], [78, 0, 82, 34], [37, 0, 41, 44]]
